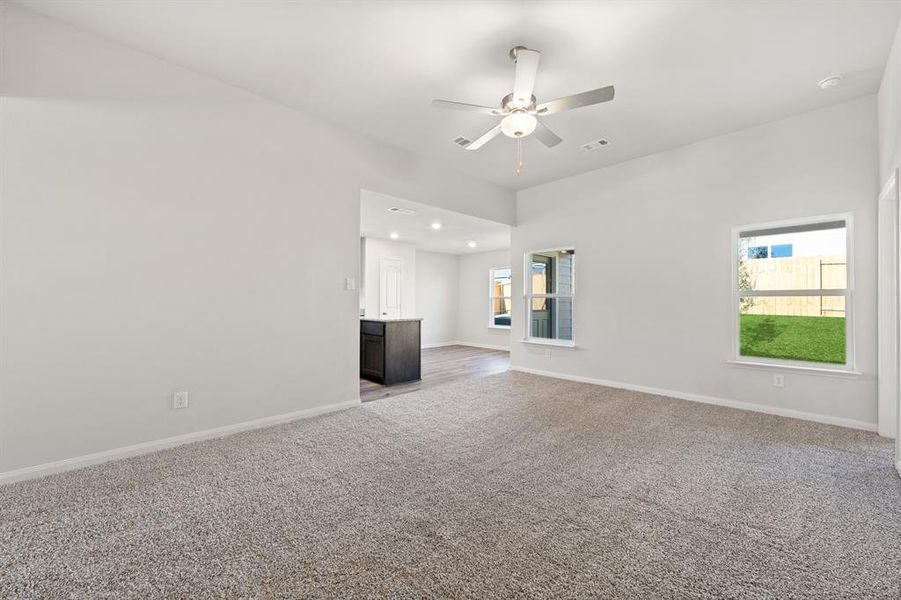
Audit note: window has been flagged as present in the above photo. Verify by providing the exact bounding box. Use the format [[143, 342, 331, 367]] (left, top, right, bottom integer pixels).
[[524, 248, 574, 344], [734, 216, 851, 369], [489, 267, 512, 328]]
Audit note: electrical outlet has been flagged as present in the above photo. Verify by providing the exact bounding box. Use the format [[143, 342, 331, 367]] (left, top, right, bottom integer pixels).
[[772, 374, 785, 388], [173, 391, 189, 409]]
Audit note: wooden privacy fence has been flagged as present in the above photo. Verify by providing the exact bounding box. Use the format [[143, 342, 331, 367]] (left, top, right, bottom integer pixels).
[[741, 256, 846, 317]]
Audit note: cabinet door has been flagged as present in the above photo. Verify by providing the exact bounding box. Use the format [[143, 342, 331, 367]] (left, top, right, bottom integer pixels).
[[360, 334, 385, 379]]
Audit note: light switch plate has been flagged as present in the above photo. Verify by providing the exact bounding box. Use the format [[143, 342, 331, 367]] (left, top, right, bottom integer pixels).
[[345, 277, 356, 291]]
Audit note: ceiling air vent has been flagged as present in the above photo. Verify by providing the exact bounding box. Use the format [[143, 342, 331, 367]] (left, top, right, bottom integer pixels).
[[581, 138, 610, 151], [452, 136, 472, 148], [388, 206, 416, 215]]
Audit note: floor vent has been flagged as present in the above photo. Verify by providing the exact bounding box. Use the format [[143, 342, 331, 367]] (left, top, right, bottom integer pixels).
[[452, 136, 472, 148]]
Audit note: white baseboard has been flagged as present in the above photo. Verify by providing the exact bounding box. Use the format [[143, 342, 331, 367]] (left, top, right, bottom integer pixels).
[[422, 341, 510, 352], [0, 398, 361, 486], [511, 366, 877, 432], [421, 341, 459, 349], [454, 341, 510, 352]]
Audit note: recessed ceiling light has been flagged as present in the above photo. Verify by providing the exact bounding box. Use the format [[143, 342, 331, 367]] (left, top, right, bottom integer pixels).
[[817, 75, 843, 90], [389, 232, 399, 240], [431, 222, 442, 230], [467, 241, 477, 248]]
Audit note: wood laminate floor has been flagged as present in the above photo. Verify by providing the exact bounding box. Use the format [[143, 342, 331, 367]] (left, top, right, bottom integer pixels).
[[360, 345, 510, 402]]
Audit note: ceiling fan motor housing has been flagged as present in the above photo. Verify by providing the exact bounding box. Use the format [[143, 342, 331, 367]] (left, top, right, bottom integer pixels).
[[501, 93, 536, 112]]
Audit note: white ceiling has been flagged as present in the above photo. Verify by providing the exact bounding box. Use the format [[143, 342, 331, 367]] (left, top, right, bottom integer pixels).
[[361, 190, 510, 255], [18, 1, 901, 190]]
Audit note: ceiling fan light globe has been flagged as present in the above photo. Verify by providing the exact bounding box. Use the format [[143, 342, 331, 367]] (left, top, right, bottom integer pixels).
[[500, 113, 537, 138]]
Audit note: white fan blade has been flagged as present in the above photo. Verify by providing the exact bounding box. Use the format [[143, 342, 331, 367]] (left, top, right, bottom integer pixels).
[[465, 124, 502, 150], [432, 99, 504, 115], [534, 121, 562, 147], [535, 85, 615, 115], [512, 48, 541, 108]]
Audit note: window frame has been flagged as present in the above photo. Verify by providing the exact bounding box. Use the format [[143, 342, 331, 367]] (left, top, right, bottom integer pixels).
[[730, 213, 856, 373], [522, 246, 576, 347], [488, 266, 512, 330]]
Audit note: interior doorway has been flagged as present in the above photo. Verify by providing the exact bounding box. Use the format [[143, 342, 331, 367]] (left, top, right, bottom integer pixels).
[[359, 189, 513, 402]]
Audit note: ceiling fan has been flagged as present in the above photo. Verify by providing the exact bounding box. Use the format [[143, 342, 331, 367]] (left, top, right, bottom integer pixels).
[[432, 46, 615, 174]]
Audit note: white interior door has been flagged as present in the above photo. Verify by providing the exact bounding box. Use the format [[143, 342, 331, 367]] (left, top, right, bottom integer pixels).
[[379, 257, 402, 319]]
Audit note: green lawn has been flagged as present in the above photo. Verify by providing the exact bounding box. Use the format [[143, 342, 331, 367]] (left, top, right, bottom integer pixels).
[[740, 314, 846, 364]]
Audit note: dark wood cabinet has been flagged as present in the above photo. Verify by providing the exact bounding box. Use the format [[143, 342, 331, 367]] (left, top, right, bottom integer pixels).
[[360, 334, 384, 380], [360, 319, 421, 385]]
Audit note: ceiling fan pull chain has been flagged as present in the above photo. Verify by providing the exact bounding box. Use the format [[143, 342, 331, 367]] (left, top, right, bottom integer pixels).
[[516, 138, 523, 175]]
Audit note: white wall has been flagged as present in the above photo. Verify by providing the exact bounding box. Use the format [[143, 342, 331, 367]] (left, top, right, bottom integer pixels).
[[415, 250, 459, 346], [877, 21, 901, 443], [879, 19, 901, 186], [0, 5, 514, 474], [514, 97, 879, 428], [361, 237, 416, 319], [366, 244, 509, 348], [457, 249, 513, 350]]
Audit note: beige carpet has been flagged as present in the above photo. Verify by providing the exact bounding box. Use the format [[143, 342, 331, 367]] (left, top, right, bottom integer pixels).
[[2, 371, 900, 598]]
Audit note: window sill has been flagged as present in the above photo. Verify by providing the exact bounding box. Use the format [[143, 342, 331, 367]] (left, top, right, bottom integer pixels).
[[521, 338, 576, 348], [726, 359, 862, 379], [488, 325, 511, 330]]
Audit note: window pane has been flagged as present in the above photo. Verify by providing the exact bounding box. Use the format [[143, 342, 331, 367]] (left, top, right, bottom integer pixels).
[[529, 250, 575, 295], [739, 296, 846, 364], [531, 261, 548, 294], [771, 244, 793, 258], [738, 223, 846, 291], [492, 298, 511, 327], [748, 246, 768, 259], [492, 268, 512, 297], [530, 297, 573, 341]]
